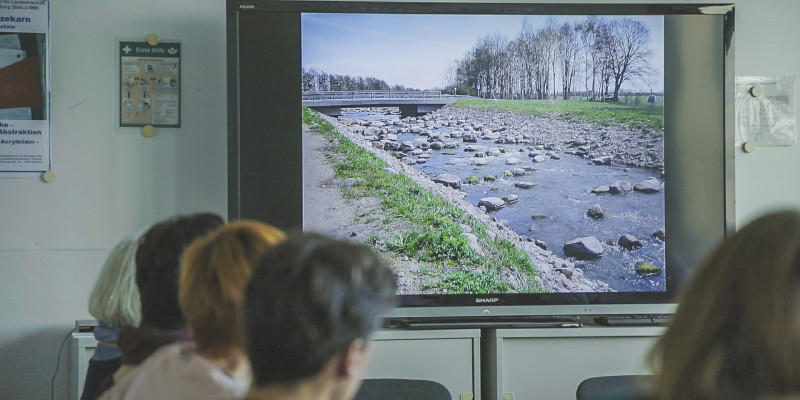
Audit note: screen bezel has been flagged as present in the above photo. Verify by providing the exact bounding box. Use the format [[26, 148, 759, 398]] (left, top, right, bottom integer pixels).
[[227, 1, 735, 318]]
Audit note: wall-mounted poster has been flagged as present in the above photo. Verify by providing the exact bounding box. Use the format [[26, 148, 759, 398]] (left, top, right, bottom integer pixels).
[[0, 0, 50, 174], [119, 40, 181, 128]]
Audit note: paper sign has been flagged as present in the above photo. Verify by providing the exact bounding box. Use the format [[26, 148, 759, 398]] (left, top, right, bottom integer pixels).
[[0, 0, 50, 174], [119, 41, 181, 128]]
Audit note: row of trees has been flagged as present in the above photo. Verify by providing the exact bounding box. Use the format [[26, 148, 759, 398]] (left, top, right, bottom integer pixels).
[[445, 16, 657, 101], [302, 69, 417, 92]]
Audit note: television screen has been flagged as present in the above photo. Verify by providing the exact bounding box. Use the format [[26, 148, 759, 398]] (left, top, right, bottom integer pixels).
[[227, 1, 735, 318]]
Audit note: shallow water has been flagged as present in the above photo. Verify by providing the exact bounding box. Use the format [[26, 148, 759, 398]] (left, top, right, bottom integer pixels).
[[342, 111, 665, 292]]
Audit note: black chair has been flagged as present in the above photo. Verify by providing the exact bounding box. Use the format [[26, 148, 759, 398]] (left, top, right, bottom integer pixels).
[[576, 375, 654, 400], [354, 378, 452, 400]]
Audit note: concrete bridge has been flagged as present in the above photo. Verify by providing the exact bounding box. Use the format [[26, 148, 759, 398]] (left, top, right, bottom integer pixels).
[[302, 90, 460, 117]]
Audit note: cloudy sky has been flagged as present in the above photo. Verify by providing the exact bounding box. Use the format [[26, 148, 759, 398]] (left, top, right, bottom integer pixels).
[[302, 13, 664, 92]]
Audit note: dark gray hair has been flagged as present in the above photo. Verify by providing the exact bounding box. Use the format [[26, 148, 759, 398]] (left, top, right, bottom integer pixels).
[[245, 231, 397, 387]]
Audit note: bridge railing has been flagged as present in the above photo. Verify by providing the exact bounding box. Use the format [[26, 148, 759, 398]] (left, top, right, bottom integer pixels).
[[302, 90, 445, 101]]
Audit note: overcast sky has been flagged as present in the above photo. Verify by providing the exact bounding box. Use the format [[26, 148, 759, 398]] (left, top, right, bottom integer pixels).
[[302, 13, 664, 92]]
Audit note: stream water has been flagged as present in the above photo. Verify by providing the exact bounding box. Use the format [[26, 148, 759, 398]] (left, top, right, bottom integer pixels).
[[340, 109, 665, 292]]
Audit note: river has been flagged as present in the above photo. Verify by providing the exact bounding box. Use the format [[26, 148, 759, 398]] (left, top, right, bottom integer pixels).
[[339, 108, 665, 292]]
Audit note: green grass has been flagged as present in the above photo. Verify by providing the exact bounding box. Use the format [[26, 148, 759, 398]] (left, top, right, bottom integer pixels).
[[303, 107, 541, 292], [451, 98, 664, 132], [424, 269, 511, 294]]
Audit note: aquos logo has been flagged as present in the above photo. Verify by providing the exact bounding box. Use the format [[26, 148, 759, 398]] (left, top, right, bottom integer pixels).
[[239, 4, 255, 9], [475, 297, 500, 303]]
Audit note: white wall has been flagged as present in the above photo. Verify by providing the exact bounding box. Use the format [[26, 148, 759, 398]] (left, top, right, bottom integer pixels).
[[731, 0, 800, 224], [0, 0, 799, 398], [0, 0, 227, 398]]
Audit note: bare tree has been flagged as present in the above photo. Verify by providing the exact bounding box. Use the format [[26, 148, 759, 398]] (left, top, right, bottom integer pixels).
[[446, 16, 655, 101], [599, 18, 654, 102], [558, 21, 580, 99], [575, 16, 602, 99]]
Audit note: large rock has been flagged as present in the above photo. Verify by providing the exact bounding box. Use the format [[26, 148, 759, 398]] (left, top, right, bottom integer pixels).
[[532, 155, 546, 163], [432, 174, 461, 189], [505, 157, 522, 165], [464, 145, 486, 152], [514, 181, 537, 189], [592, 155, 612, 165], [618, 234, 642, 250], [502, 194, 519, 204], [591, 185, 611, 194], [587, 204, 604, 220], [479, 197, 506, 211], [401, 157, 417, 165], [634, 177, 662, 193], [610, 180, 632, 194], [635, 262, 663, 276], [465, 232, 485, 256], [563, 236, 604, 260]]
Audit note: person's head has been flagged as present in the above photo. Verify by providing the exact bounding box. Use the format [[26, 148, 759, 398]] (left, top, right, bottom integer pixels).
[[88, 232, 143, 328], [135, 212, 225, 330], [650, 210, 800, 400], [179, 220, 285, 356], [244, 232, 396, 398]]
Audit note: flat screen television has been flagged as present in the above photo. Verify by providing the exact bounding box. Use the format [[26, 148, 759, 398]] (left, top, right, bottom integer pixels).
[[227, 1, 735, 321]]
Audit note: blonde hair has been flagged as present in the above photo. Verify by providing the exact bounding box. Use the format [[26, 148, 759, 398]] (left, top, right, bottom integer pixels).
[[88, 233, 142, 327], [179, 220, 285, 355], [649, 210, 800, 400]]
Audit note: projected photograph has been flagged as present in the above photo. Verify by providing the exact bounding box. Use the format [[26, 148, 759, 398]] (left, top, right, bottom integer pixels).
[[301, 13, 665, 295]]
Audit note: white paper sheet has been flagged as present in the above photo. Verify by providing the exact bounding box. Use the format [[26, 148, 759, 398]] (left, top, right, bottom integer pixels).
[[735, 76, 796, 146]]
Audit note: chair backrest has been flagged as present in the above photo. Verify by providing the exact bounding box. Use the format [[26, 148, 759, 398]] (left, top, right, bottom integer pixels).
[[354, 378, 452, 400], [576, 375, 654, 400]]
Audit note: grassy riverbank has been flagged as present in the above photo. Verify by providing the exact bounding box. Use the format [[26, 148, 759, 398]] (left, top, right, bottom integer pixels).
[[451, 98, 664, 132], [303, 107, 540, 294]]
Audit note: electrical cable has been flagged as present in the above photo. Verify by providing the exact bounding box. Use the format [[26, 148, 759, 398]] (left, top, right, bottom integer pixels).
[[51, 328, 76, 400]]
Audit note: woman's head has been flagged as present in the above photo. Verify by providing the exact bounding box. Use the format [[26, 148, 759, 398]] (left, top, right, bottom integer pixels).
[[244, 232, 397, 389], [88, 232, 142, 328], [135, 212, 225, 330], [179, 220, 286, 355], [650, 210, 800, 400]]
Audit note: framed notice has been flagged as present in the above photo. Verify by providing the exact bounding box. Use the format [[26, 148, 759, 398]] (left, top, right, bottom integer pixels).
[[0, 0, 50, 174], [119, 40, 181, 128]]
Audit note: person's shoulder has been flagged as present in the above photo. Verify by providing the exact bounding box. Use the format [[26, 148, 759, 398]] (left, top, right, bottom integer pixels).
[[138, 342, 249, 398]]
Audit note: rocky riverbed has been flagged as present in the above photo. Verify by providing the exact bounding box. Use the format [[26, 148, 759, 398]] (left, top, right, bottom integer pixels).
[[306, 105, 666, 294]]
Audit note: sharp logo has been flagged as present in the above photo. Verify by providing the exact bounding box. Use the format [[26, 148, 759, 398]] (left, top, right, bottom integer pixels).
[[475, 297, 499, 303]]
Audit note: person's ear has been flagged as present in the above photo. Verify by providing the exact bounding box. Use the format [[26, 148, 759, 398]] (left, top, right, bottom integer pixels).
[[336, 338, 369, 379]]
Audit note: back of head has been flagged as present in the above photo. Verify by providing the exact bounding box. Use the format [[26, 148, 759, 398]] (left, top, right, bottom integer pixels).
[[179, 220, 286, 355], [135, 212, 225, 330], [651, 210, 800, 400], [88, 232, 142, 328], [244, 232, 397, 387]]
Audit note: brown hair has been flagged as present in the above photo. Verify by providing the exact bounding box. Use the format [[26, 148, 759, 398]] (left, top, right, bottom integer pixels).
[[649, 210, 800, 400], [136, 212, 224, 330], [179, 220, 285, 355]]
